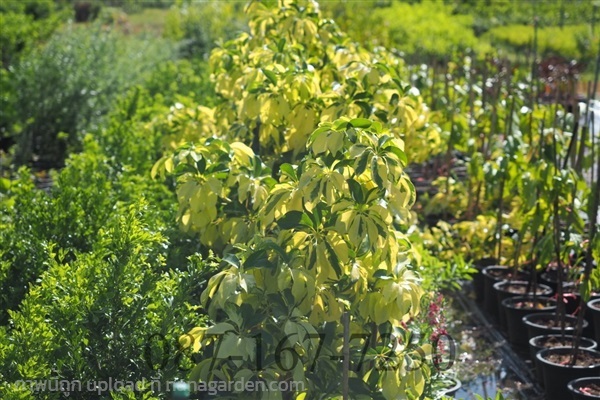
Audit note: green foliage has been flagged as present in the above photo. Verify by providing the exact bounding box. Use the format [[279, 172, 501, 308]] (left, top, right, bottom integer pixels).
[[369, 2, 483, 62], [0, 0, 66, 67], [0, 203, 211, 399], [452, 0, 594, 31], [163, 1, 248, 59], [0, 71, 222, 397], [139, 59, 216, 108], [6, 23, 178, 167], [0, 141, 126, 323], [0, 169, 53, 324], [324, 0, 597, 65], [178, 118, 430, 399], [485, 24, 599, 62], [322, 0, 489, 63], [0, 72, 216, 323], [156, 0, 441, 171]]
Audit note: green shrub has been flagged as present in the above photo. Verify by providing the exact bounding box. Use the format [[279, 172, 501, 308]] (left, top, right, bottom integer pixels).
[[485, 24, 598, 62], [138, 59, 216, 108], [0, 0, 66, 67], [370, 1, 484, 63], [0, 203, 213, 399], [0, 144, 122, 323], [163, 1, 247, 59], [0, 169, 53, 324], [7, 23, 178, 167], [452, 0, 594, 30], [0, 65, 218, 322], [323, 1, 486, 62]]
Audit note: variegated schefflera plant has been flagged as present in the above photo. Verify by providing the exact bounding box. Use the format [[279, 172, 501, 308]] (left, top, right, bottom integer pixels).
[[153, 1, 443, 399]]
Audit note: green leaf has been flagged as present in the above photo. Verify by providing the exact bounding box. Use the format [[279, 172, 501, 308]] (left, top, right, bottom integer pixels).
[[206, 163, 230, 175], [0, 178, 10, 191], [277, 38, 286, 52], [353, 92, 370, 100], [387, 146, 408, 165], [373, 270, 393, 280], [333, 119, 349, 131], [277, 211, 305, 229], [347, 179, 364, 203], [355, 151, 370, 176], [349, 118, 372, 129], [374, 109, 388, 123], [222, 253, 241, 269], [371, 157, 384, 188], [324, 240, 342, 277], [261, 68, 278, 85], [279, 163, 297, 180], [196, 157, 207, 174], [299, 212, 315, 229], [244, 249, 268, 269]]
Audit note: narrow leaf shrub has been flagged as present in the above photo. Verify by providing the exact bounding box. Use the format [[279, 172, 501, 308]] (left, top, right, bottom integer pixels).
[[0, 203, 213, 399], [8, 23, 178, 167]]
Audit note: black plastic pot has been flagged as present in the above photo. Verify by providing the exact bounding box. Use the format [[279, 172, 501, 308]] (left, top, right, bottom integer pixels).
[[472, 258, 497, 303], [502, 296, 556, 347], [540, 266, 583, 292], [568, 377, 600, 399], [536, 347, 600, 400], [494, 281, 553, 331], [587, 299, 600, 343], [523, 312, 588, 341], [482, 266, 528, 318], [529, 334, 597, 384]]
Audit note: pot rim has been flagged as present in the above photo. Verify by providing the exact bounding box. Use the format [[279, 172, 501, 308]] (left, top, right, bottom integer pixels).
[[501, 295, 557, 310], [568, 377, 600, 397], [493, 280, 553, 294], [536, 347, 600, 369], [528, 334, 598, 349], [481, 265, 510, 276], [522, 312, 585, 328], [588, 298, 600, 310]]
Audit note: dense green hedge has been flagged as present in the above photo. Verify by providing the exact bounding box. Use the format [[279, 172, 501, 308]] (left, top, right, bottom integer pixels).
[[0, 78, 217, 398], [4, 24, 178, 167]]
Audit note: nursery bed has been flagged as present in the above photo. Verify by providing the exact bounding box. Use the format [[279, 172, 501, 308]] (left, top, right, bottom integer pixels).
[[446, 284, 545, 399]]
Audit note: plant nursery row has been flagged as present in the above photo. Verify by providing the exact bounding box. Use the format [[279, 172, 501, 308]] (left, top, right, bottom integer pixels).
[[0, 1, 599, 399]]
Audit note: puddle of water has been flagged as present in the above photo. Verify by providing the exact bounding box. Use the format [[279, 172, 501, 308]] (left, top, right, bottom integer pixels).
[[443, 287, 544, 400]]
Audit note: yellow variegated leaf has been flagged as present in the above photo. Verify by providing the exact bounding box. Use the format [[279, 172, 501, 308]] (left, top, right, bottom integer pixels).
[[231, 141, 255, 165]]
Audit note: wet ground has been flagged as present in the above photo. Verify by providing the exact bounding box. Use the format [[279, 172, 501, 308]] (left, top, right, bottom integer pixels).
[[445, 285, 545, 400]]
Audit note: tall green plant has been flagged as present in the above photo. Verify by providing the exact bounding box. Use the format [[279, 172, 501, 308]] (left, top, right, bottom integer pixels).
[[154, 1, 443, 398], [177, 118, 430, 399]]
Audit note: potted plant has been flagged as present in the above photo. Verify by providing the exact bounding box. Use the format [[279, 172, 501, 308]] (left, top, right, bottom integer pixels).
[[534, 96, 600, 400], [472, 257, 498, 303], [568, 377, 600, 399], [502, 295, 556, 346], [494, 280, 552, 330], [588, 298, 600, 342], [523, 312, 588, 340], [482, 265, 528, 318], [536, 347, 600, 400], [528, 334, 597, 383]]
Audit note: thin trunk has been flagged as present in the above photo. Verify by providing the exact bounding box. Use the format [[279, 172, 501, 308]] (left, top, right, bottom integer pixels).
[[342, 312, 350, 400]]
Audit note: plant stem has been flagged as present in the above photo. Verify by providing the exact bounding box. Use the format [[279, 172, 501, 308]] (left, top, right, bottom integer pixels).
[[342, 312, 350, 400], [571, 101, 599, 366]]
